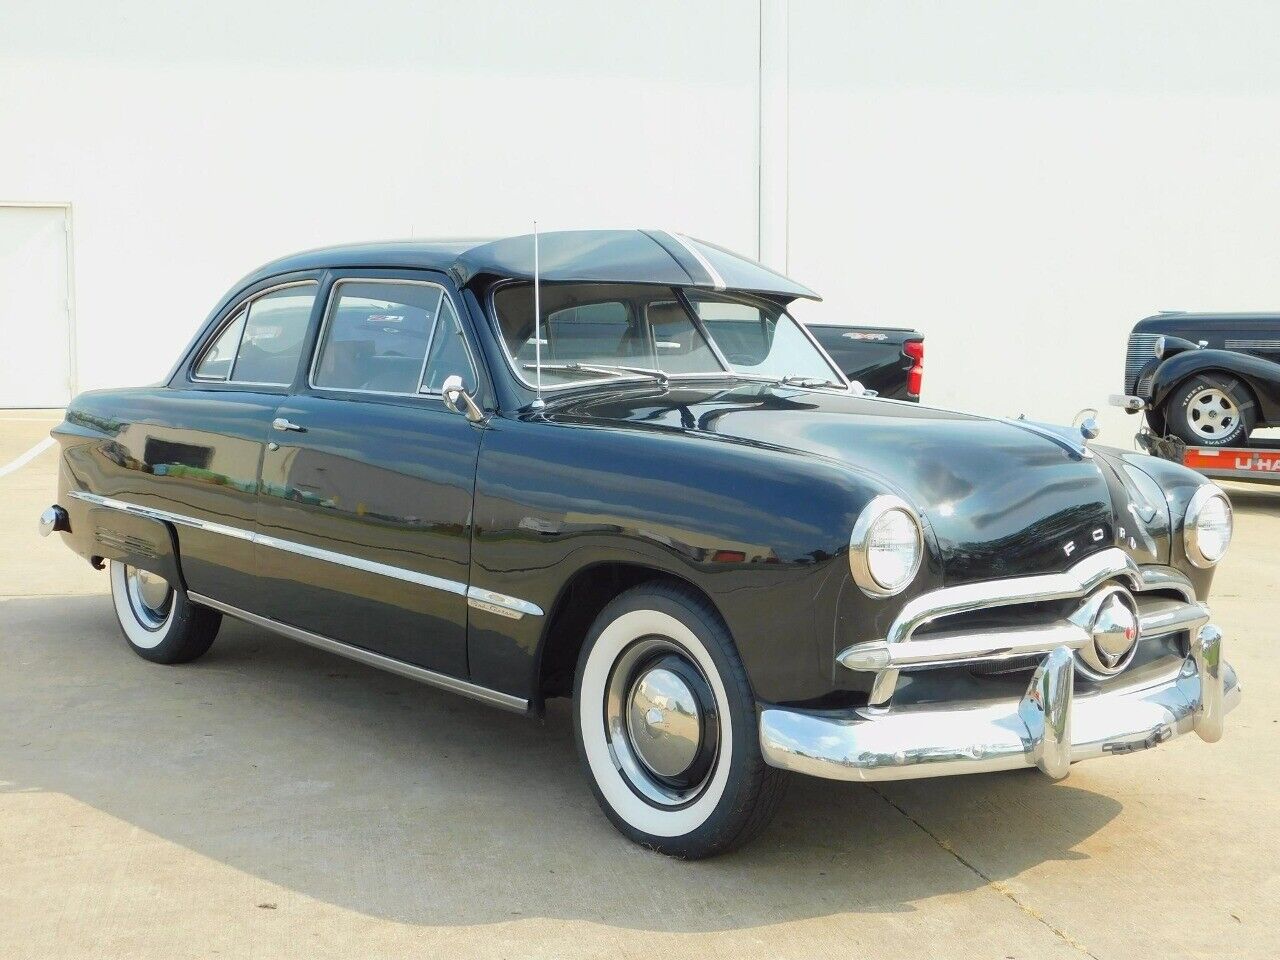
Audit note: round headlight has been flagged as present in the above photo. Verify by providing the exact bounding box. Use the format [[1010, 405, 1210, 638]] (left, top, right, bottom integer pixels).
[[1184, 485, 1232, 568], [850, 496, 923, 596]]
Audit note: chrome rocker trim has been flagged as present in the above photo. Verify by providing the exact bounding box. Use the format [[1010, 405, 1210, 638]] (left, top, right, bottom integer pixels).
[[68, 491, 543, 619], [188, 592, 529, 713], [843, 547, 1196, 705], [761, 625, 1239, 783]]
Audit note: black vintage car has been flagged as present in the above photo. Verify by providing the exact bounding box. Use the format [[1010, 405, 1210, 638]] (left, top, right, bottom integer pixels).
[[41, 231, 1240, 858], [1117, 311, 1280, 446]]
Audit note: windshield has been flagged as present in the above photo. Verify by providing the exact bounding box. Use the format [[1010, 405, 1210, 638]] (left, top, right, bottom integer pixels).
[[684, 290, 842, 384], [491, 282, 844, 389]]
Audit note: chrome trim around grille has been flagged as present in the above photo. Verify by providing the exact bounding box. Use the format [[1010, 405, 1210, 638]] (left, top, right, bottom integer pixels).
[[764, 625, 1239, 782], [843, 547, 1197, 706], [69, 491, 543, 617], [1125, 332, 1161, 394], [188, 592, 529, 713]]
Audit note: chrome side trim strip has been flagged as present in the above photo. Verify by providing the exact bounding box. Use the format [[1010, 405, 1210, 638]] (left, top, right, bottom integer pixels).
[[188, 591, 529, 713], [667, 232, 727, 290], [70, 490, 256, 541], [70, 491, 543, 616], [253, 530, 467, 596]]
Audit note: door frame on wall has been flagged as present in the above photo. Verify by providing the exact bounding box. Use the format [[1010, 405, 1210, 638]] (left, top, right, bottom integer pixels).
[[0, 201, 78, 404]]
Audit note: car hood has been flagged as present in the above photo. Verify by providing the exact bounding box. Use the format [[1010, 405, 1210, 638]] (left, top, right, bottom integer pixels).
[[548, 383, 1158, 582]]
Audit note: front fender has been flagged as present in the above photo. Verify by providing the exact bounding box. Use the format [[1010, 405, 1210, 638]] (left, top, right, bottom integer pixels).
[[465, 413, 916, 705], [1150, 349, 1280, 422]]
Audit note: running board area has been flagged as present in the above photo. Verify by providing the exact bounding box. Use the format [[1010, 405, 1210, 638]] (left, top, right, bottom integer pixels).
[[187, 592, 529, 714]]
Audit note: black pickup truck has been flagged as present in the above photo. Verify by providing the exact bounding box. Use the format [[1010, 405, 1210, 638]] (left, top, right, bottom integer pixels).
[[804, 324, 925, 400]]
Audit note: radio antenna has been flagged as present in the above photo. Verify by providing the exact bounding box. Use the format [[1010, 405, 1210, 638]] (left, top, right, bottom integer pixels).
[[532, 220, 544, 408]]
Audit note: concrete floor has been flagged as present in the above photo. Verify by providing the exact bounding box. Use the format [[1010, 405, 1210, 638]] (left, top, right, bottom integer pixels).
[[1, 410, 1276, 959]]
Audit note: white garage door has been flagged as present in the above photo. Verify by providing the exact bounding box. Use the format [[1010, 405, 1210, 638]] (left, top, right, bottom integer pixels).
[[0, 206, 73, 408]]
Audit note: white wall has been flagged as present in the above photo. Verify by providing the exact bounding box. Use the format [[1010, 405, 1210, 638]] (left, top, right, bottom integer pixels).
[[0, 0, 760, 391], [785, 0, 1280, 441], [4, 0, 1280, 446]]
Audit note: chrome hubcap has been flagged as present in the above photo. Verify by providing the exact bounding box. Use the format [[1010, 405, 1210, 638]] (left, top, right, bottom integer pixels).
[[605, 639, 719, 807], [125, 566, 173, 630], [1188, 388, 1239, 440], [626, 666, 702, 779]]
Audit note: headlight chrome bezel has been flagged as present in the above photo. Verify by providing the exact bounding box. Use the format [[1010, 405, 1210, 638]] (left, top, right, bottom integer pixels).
[[850, 495, 924, 597], [1183, 484, 1233, 568]]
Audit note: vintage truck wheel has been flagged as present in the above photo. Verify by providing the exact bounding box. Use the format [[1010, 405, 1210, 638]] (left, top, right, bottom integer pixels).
[[1163, 374, 1255, 447], [573, 582, 786, 859], [109, 560, 222, 664]]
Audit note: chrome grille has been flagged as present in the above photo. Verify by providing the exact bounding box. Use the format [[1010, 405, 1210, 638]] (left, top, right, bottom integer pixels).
[[1125, 332, 1160, 394]]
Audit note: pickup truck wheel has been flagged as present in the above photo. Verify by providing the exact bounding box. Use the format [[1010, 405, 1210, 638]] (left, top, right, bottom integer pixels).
[[1164, 374, 1255, 447], [109, 560, 221, 664], [573, 583, 786, 859]]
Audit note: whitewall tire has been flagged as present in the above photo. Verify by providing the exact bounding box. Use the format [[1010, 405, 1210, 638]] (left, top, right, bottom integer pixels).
[[108, 560, 221, 664], [573, 582, 786, 858]]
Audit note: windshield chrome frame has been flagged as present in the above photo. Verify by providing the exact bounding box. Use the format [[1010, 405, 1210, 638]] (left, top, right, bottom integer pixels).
[[485, 280, 850, 395]]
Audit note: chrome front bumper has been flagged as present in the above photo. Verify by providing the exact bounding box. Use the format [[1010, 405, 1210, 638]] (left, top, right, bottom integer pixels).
[[759, 625, 1240, 782]]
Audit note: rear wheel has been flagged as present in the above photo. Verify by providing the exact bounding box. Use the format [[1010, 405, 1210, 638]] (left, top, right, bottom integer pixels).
[[572, 582, 787, 859], [1162, 374, 1255, 447], [109, 560, 221, 663]]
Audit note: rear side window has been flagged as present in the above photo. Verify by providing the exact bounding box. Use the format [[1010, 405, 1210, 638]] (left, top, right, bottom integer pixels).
[[193, 282, 318, 385]]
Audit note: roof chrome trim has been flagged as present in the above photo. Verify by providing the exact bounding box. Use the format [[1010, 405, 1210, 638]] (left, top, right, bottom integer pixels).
[[187, 591, 528, 713], [68, 491, 542, 616], [665, 232, 726, 290]]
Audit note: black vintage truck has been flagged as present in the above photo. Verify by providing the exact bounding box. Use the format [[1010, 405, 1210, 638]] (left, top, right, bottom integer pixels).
[[803, 323, 924, 400]]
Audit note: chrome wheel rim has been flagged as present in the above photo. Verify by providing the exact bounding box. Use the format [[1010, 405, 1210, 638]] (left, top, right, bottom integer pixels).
[[1188, 388, 1240, 440], [125, 566, 174, 630], [604, 637, 719, 807]]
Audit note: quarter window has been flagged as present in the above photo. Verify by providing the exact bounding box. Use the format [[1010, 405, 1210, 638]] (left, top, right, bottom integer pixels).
[[193, 309, 247, 380], [192, 282, 318, 385], [420, 296, 478, 394]]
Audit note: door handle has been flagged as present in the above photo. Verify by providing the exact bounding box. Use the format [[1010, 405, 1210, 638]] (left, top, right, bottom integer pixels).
[[272, 417, 305, 433]]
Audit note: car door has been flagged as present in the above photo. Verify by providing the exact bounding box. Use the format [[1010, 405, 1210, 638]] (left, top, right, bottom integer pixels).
[[150, 276, 321, 612], [254, 271, 483, 676]]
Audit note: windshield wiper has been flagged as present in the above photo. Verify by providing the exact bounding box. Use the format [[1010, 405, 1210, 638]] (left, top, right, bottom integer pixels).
[[776, 375, 843, 389], [523, 362, 669, 386]]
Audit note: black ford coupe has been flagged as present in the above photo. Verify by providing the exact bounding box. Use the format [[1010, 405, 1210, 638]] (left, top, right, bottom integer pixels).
[[42, 231, 1240, 858]]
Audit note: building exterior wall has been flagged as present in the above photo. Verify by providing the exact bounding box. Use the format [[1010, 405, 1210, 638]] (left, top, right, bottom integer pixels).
[[4, 0, 1280, 442]]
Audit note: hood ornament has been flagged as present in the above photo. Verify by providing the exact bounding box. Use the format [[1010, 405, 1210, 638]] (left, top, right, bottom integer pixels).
[[1073, 408, 1101, 441]]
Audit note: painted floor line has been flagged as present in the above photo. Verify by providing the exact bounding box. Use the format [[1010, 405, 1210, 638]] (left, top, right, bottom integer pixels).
[[0, 436, 56, 479]]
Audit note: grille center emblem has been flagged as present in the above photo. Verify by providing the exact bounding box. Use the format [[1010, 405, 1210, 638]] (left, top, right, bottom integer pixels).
[[1071, 585, 1142, 678]]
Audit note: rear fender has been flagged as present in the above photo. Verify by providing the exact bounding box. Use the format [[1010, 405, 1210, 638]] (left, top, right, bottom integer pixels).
[[68, 498, 185, 590]]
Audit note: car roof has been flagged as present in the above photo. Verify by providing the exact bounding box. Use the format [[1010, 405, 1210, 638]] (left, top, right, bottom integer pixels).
[[243, 229, 821, 302]]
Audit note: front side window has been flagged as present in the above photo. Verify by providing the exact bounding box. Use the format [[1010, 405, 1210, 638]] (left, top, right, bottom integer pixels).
[[311, 279, 474, 396], [686, 291, 842, 384], [192, 282, 318, 385], [492, 283, 726, 387]]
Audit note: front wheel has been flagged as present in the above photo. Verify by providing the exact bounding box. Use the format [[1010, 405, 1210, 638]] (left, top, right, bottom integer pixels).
[[109, 561, 222, 664], [572, 582, 787, 859], [1162, 374, 1256, 447]]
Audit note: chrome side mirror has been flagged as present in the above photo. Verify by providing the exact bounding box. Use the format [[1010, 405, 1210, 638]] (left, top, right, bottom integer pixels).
[[441, 374, 485, 423]]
